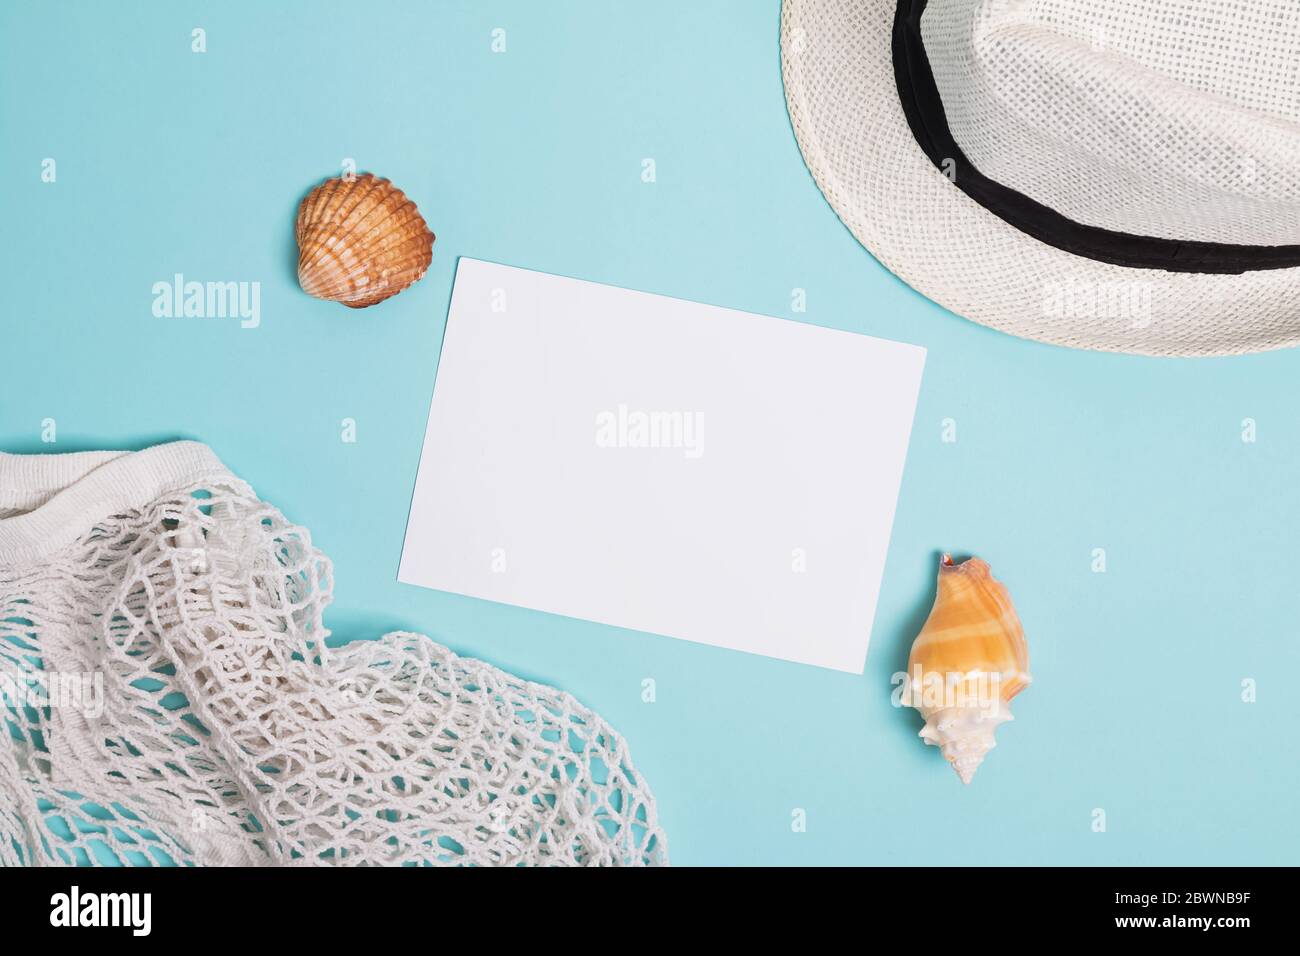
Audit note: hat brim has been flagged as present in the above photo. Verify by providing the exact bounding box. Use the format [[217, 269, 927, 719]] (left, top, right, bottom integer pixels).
[[781, 0, 1300, 356]]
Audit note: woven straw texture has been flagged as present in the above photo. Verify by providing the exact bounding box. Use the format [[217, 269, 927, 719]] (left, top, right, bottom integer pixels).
[[781, 0, 1300, 356], [0, 443, 666, 867]]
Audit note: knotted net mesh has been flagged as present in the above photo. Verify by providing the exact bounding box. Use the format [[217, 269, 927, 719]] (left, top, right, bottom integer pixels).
[[0, 468, 666, 867]]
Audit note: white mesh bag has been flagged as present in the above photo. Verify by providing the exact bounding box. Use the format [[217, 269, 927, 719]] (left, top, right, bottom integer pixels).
[[0, 442, 666, 867], [782, 0, 1300, 355]]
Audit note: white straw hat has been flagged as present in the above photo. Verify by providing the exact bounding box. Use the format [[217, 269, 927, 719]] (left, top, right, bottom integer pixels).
[[781, 0, 1300, 356]]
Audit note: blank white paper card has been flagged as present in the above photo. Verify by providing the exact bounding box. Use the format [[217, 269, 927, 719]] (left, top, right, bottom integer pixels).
[[399, 258, 926, 673]]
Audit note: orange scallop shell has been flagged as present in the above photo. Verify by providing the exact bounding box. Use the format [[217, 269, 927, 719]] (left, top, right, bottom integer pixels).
[[295, 173, 434, 308]]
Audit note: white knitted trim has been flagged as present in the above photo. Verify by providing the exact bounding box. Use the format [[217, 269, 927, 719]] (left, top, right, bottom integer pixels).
[[0, 441, 234, 564]]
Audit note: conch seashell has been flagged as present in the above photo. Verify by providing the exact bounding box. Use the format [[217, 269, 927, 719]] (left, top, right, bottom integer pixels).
[[295, 173, 434, 308], [905, 554, 1031, 785]]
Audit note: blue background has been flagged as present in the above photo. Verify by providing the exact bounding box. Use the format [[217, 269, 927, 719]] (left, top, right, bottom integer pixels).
[[3, 0, 1297, 866]]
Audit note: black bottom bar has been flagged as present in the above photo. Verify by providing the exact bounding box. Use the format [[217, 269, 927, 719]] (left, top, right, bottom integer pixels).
[[2, 865, 1286, 941]]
